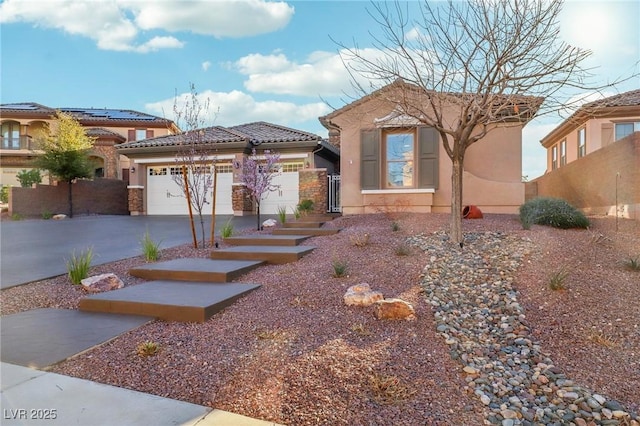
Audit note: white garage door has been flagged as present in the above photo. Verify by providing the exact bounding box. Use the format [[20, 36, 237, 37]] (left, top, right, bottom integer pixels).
[[146, 165, 233, 215], [260, 172, 299, 214]]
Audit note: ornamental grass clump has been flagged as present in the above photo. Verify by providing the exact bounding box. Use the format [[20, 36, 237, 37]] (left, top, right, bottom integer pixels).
[[141, 230, 161, 261], [623, 256, 640, 272], [519, 197, 590, 230], [221, 219, 234, 238], [67, 247, 93, 285]]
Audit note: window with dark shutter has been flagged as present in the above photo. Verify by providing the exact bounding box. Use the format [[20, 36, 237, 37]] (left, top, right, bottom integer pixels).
[[128, 130, 135, 141], [418, 127, 439, 189], [361, 129, 380, 189]]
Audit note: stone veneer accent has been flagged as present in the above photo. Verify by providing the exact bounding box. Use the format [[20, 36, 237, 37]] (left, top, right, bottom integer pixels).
[[232, 183, 254, 215], [127, 185, 144, 215], [298, 169, 328, 214]]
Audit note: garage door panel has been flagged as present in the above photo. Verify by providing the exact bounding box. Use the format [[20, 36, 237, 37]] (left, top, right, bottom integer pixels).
[[260, 172, 299, 214]]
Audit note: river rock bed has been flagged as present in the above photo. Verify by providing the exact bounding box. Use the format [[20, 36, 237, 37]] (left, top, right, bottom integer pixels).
[[409, 230, 639, 426]]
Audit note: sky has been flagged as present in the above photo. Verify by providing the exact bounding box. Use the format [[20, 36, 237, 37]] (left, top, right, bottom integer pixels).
[[1, 0, 638, 179]]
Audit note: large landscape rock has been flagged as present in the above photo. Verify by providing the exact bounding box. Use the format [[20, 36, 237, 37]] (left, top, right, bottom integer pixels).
[[375, 298, 416, 320], [81, 273, 124, 293], [344, 283, 383, 306]]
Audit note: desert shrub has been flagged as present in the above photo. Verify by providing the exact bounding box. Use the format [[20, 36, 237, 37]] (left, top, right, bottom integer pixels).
[[141, 230, 161, 261], [548, 267, 570, 290], [332, 259, 348, 277], [11, 213, 23, 221], [16, 169, 42, 187], [350, 233, 370, 247], [221, 219, 234, 238], [0, 185, 8, 203], [67, 247, 93, 285], [41, 210, 53, 220], [297, 199, 314, 215], [519, 197, 589, 229], [395, 243, 410, 256], [277, 205, 287, 224], [137, 341, 160, 357], [391, 221, 400, 232], [623, 256, 640, 271]]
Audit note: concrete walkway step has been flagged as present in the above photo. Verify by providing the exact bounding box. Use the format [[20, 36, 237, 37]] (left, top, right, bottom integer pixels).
[[129, 258, 264, 282], [79, 280, 261, 323], [223, 234, 310, 246], [282, 221, 324, 228], [211, 245, 315, 264], [272, 227, 341, 236]]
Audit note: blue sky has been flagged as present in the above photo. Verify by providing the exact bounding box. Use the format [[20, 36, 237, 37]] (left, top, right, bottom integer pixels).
[[1, 0, 638, 178]]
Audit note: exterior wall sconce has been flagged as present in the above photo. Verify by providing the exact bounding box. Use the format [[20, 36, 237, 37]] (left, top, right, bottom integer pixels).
[[130, 167, 136, 173]]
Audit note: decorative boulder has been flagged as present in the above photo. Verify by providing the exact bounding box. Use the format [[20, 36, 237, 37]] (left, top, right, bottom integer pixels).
[[262, 218, 278, 228], [344, 283, 383, 306], [81, 273, 124, 293], [375, 298, 416, 321], [52, 214, 67, 220]]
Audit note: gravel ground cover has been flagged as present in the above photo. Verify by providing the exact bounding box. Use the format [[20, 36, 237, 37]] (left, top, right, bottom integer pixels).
[[1, 213, 638, 425]]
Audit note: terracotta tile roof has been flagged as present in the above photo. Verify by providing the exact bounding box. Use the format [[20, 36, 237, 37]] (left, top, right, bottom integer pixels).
[[85, 127, 126, 141], [229, 121, 322, 145], [583, 89, 640, 108], [117, 122, 323, 150], [0, 102, 55, 115]]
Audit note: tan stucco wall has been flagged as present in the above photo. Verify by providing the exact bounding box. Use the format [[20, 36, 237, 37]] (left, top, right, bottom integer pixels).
[[544, 114, 640, 173], [327, 96, 526, 214]]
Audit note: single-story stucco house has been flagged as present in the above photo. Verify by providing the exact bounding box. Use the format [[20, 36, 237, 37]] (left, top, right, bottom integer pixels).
[[319, 81, 541, 215], [117, 121, 340, 216]]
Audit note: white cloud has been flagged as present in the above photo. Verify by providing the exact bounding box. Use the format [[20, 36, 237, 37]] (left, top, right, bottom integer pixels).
[[202, 61, 212, 72], [129, 0, 294, 38], [522, 120, 558, 179], [0, 0, 293, 52], [232, 49, 384, 97], [145, 89, 331, 131]]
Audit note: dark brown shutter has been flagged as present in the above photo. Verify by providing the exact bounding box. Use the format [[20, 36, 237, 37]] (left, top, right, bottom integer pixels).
[[128, 130, 135, 141], [361, 129, 380, 190], [146, 129, 154, 138], [418, 126, 439, 189]]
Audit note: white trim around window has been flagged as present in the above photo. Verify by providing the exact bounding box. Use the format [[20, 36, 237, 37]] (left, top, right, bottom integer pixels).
[[361, 188, 435, 194]]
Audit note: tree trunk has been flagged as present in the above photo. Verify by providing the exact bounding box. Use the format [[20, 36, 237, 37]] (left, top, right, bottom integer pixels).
[[256, 200, 261, 231], [450, 157, 464, 246], [68, 181, 74, 218]]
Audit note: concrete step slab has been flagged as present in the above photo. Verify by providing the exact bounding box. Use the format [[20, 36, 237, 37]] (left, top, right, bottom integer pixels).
[[79, 281, 261, 323], [283, 221, 323, 228], [210, 245, 315, 264], [223, 234, 310, 246], [0, 308, 153, 368], [272, 227, 341, 236], [129, 258, 264, 282]]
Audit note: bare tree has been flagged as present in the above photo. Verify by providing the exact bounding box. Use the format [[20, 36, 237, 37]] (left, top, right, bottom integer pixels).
[[337, 0, 630, 246], [233, 149, 281, 230], [170, 84, 217, 248]]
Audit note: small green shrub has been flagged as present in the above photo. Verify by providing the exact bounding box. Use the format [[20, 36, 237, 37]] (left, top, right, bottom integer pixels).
[[16, 169, 42, 187], [67, 247, 93, 285], [519, 197, 590, 230], [42, 210, 53, 220], [391, 221, 400, 232], [297, 199, 314, 215], [0, 185, 8, 204], [136, 341, 160, 357], [141, 230, 161, 261], [221, 219, 234, 238], [277, 205, 287, 224], [332, 259, 348, 278], [548, 267, 570, 290], [11, 213, 23, 221], [395, 243, 410, 256], [293, 207, 302, 220], [623, 256, 640, 271]]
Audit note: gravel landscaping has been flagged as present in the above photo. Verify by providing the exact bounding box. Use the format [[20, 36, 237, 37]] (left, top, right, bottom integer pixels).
[[1, 213, 638, 425]]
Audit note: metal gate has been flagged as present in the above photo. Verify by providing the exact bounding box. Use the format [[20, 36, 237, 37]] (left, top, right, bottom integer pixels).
[[327, 174, 341, 213]]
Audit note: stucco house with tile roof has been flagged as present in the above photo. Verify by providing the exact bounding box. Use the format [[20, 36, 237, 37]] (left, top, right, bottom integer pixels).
[[117, 121, 339, 216], [319, 81, 541, 215], [0, 102, 178, 186], [529, 89, 640, 219]]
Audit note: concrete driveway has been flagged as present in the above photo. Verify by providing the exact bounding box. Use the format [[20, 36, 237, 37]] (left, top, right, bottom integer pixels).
[[0, 214, 268, 289]]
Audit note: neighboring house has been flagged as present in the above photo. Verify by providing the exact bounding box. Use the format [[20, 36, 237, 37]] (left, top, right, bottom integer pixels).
[[0, 103, 178, 186], [319, 82, 540, 215], [540, 89, 640, 172], [530, 89, 640, 219], [116, 121, 340, 216]]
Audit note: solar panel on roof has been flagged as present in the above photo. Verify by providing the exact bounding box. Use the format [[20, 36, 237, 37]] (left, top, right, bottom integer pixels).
[[2, 104, 39, 110]]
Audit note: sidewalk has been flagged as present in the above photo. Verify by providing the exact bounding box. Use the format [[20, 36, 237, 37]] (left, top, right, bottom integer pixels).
[[1, 362, 279, 426]]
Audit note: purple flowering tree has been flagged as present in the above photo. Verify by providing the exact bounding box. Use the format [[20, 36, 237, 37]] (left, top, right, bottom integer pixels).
[[234, 149, 281, 230]]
